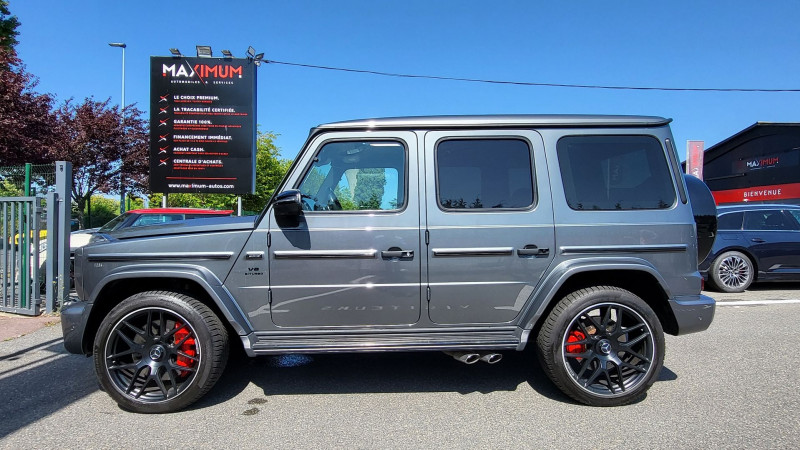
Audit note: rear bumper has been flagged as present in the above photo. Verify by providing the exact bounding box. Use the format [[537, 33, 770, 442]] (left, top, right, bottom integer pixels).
[[668, 294, 715, 335], [61, 300, 92, 355]]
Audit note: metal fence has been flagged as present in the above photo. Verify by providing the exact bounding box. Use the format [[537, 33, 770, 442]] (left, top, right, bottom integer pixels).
[[0, 197, 43, 315], [1, 161, 72, 316]]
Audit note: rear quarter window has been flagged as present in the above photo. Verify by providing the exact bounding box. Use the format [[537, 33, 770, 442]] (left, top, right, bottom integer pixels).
[[557, 135, 676, 210]]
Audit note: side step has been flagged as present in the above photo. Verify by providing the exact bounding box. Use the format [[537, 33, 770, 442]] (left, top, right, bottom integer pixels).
[[249, 329, 520, 355]]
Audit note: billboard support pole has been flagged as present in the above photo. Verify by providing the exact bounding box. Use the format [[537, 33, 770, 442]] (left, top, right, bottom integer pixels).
[[237, 196, 242, 216]]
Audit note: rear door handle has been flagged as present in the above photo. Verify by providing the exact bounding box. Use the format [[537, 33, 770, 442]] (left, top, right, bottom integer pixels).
[[751, 238, 766, 243], [518, 245, 550, 257], [382, 249, 414, 259]]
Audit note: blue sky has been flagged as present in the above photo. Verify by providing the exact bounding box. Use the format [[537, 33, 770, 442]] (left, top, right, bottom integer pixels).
[[11, 0, 800, 161]]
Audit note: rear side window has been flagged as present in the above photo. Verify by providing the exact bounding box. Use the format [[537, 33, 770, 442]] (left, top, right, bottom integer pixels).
[[557, 135, 676, 210], [717, 212, 743, 230], [744, 210, 798, 231], [436, 139, 534, 210], [132, 214, 184, 227]]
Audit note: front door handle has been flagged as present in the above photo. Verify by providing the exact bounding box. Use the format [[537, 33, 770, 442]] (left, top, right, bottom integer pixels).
[[518, 245, 550, 257], [381, 248, 414, 259], [751, 238, 766, 243]]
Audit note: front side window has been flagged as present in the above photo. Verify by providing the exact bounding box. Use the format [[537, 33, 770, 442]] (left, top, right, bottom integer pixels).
[[557, 135, 676, 210], [297, 140, 406, 211], [436, 139, 534, 210]]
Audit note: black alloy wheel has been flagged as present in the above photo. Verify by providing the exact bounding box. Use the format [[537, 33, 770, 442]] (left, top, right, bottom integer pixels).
[[537, 286, 665, 406], [94, 291, 228, 413]]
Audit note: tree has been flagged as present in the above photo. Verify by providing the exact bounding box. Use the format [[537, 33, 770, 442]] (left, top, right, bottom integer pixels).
[[49, 98, 149, 227], [0, 45, 59, 165], [0, 0, 19, 53]]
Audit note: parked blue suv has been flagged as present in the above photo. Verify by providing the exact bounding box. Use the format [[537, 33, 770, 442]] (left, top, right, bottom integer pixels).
[[700, 204, 800, 293]]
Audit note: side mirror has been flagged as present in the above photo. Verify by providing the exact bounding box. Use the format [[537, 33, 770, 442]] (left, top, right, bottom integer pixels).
[[273, 190, 303, 218]]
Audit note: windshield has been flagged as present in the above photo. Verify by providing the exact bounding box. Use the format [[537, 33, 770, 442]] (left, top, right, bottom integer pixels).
[[98, 213, 131, 232]]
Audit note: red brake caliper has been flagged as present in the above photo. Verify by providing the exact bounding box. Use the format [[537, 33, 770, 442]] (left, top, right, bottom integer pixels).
[[565, 330, 587, 360], [174, 322, 197, 377]]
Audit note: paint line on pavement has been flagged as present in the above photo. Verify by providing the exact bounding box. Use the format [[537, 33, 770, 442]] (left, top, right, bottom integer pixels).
[[717, 299, 800, 306]]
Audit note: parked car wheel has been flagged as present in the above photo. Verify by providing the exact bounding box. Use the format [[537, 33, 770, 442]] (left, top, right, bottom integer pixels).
[[708, 250, 753, 293], [536, 286, 665, 406], [93, 291, 228, 413]]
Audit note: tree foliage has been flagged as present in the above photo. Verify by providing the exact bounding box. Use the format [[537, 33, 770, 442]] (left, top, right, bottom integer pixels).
[[48, 98, 149, 227], [0, 46, 59, 165], [0, 0, 19, 53], [151, 131, 291, 214]]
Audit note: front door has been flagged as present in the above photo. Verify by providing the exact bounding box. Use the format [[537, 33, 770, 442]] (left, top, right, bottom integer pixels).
[[423, 130, 554, 324], [269, 132, 421, 327]]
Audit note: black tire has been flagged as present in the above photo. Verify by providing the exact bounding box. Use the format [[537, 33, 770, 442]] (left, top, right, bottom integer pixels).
[[536, 286, 665, 406], [93, 291, 229, 413], [708, 250, 753, 293]]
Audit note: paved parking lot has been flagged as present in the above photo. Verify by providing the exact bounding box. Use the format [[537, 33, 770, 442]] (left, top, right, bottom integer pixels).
[[1, 285, 799, 449]]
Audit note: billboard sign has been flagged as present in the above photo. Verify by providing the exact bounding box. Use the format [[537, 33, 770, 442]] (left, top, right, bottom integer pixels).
[[149, 56, 256, 194]]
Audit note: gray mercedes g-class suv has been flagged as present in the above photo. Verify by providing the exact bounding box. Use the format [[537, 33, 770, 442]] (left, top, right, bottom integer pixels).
[[62, 115, 716, 413]]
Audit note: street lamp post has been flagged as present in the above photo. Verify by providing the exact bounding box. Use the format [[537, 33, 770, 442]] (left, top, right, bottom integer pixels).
[[109, 42, 126, 214]]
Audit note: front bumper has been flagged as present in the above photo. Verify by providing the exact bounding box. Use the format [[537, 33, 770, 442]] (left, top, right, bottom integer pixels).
[[61, 300, 93, 355], [668, 294, 715, 335]]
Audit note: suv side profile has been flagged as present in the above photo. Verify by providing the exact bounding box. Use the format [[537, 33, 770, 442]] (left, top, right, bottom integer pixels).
[[61, 115, 716, 413]]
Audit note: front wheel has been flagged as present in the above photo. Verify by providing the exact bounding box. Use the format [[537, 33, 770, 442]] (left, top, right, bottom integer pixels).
[[536, 286, 665, 406], [93, 291, 229, 413]]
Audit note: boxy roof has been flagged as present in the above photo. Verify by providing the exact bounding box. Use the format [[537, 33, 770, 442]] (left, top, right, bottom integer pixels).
[[314, 114, 671, 131]]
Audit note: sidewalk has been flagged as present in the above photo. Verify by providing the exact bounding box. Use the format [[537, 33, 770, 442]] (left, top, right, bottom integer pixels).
[[0, 311, 61, 341]]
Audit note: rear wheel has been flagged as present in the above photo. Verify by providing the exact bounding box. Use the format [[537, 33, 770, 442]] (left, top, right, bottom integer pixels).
[[536, 286, 665, 406], [708, 250, 753, 293], [93, 291, 228, 413]]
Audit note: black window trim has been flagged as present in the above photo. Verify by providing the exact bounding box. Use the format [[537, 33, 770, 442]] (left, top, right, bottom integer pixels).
[[433, 135, 538, 213]]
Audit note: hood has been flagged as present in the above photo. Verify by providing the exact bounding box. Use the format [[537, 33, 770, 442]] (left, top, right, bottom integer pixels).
[[101, 215, 256, 241]]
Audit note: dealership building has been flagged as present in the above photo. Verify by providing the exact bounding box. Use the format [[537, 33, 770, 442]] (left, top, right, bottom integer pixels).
[[699, 123, 800, 205]]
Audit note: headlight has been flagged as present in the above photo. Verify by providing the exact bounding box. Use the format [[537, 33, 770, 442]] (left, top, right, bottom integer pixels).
[[88, 234, 110, 245]]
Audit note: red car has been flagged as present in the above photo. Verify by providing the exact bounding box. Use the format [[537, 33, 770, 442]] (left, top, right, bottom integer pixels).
[[96, 208, 234, 232]]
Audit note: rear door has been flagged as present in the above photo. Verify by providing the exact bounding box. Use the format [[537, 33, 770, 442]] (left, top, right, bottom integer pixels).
[[743, 209, 800, 276], [423, 130, 554, 325]]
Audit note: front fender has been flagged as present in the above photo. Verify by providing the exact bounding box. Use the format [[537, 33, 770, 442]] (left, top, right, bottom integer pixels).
[[89, 263, 253, 336]]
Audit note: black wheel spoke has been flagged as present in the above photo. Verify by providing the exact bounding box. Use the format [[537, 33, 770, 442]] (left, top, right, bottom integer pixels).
[[604, 370, 616, 394], [171, 362, 198, 373], [174, 329, 194, 348], [107, 348, 138, 360], [121, 320, 146, 337], [614, 363, 627, 392], [115, 330, 143, 351], [584, 365, 604, 387], [601, 306, 612, 330], [623, 331, 649, 347], [623, 348, 651, 364], [163, 323, 187, 340], [126, 365, 148, 395], [159, 311, 166, 337], [134, 372, 152, 399], [108, 362, 139, 371], [176, 351, 199, 362], [620, 361, 648, 374], [153, 368, 170, 398], [146, 311, 154, 336]]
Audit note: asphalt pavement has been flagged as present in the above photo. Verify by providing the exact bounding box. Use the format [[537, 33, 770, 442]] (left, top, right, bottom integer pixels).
[[1, 287, 799, 448]]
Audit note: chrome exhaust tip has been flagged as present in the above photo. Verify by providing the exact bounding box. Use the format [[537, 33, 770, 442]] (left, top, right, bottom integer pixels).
[[479, 352, 503, 364], [444, 351, 481, 364]]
